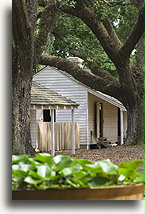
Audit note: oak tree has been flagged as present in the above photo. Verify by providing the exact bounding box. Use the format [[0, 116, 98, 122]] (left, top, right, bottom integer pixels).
[[12, 0, 143, 155]]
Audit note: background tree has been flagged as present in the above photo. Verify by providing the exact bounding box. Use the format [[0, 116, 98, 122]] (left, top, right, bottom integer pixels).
[[12, 0, 55, 154], [12, 0, 143, 155], [39, 0, 144, 146]]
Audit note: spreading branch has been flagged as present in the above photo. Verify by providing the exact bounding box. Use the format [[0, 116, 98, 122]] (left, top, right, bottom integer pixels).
[[58, 0, 143, 67], [58, 2, 122, 65], [53, 30, 117, 81], [26, 0, 38, 28], [39, 55, 123, 101], [102, 18, 122, 47], [119, 6, 144, 58], [34, 1, 56, 64], [101, 0, 136, 7], [89, 64, 118, 82]]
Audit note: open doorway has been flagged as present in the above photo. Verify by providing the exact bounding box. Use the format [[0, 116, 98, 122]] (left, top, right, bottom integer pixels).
[[43, 109, 56, 122]]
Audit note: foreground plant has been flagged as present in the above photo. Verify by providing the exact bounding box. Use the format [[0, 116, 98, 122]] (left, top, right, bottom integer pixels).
[[12, 154, 143, 190]]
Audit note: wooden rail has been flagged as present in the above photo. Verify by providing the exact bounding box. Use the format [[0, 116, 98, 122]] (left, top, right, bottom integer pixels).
[[36, 122, 80, 152]]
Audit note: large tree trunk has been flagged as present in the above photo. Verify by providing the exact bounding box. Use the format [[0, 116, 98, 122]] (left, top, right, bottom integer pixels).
[[125, 101, 143, 145], [12, 51, 35, 155], [122, 66, 144, 145]]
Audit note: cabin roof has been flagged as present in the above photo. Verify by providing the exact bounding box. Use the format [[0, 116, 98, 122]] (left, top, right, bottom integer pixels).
[[53, 67, 126, 110], [31, 82, 79, 108], [35, 66, 126, 111]]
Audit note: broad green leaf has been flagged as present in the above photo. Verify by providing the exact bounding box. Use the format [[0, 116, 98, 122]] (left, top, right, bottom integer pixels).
[[118, 174, 125, 182], [60, 167, 72, 176], [12, 169, 28, 177], [73, 170, 88, 179], [119, 160, 143, 170], [59, 164, 83, 176], [66, 179, 80, 188], [34, 153, 54, 166], [24, 176, 41, 185], [12, 155, 29, 164], [118, 168, 138, 180], [133, 175, 144, 184], [36, 165, 51, 177], [53, 155, 72, 164], [19, 162, 33, 172], [70, 177, 87, 187], [29, 170, 45, 180], [88, 176, 111, 186], [12, 164, 19, 170], [73, 158, 93, 166], [53, 155, 73, 171], [49, 174, 60, 181], [85, 163, 103, 173]]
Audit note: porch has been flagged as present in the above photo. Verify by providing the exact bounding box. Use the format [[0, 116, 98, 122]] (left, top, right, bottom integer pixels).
[[87, 92, 127, 148], [30, 82, 79, 155]]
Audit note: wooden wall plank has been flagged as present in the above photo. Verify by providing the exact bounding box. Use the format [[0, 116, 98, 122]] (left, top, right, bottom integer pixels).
[[38, 122, 80, 152]]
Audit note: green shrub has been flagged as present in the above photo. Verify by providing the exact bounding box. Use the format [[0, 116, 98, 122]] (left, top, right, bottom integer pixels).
[[12, 154, 144, 190]]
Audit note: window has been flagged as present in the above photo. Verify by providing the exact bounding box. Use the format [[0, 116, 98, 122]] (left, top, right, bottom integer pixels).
[[43, 110, 56, 122]]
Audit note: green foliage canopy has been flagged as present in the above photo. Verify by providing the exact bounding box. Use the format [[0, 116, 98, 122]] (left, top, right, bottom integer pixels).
[[47, 0, 138, 75]]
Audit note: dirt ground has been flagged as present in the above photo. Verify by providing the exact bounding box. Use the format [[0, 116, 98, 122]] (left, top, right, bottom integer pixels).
[[56, 145, 144, 170]]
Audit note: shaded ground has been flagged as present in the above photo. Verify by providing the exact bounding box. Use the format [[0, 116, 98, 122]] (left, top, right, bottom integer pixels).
[[56, 145, 144, 170]]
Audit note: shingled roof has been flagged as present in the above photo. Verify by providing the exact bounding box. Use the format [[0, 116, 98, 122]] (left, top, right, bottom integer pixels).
[[31, 82, 79, 108]]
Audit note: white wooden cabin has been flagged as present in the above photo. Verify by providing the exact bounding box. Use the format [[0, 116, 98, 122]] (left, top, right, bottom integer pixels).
[[33, 58, 127, 149], [30, 82, 79, 155]]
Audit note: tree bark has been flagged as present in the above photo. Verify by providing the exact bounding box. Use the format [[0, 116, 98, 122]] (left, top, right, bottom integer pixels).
[[125, 101, 143, 145], [12, 54, 35, 155], [12, 0, 56, 155], [114, 64, 143, 145]]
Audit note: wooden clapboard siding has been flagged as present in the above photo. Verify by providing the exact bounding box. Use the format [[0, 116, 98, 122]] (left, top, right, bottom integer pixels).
[[33, 66, 88, 146], [88, 93, 118, 144], [37, 122, 80, 152], [103, 102, 118, 143]]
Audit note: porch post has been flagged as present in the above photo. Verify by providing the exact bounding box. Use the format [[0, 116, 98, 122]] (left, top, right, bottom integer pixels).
[[120, 108, 124, 145], [51, 109, 55, 155], [71, 108, 75, 154]]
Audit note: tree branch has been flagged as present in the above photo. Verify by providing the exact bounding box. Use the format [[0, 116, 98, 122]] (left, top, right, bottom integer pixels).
[[39, 55, 122, 101], [34, 1, 56, 64], [89, 64, 118, 82], [102, 18, 122, 47], [12, 0, 33, 72], [119, 6, 144, 58], [26, 0, 38, 28], [38, 0, 47, 7], [58, 2, 122, 65], [101, 0, 137, 7], [13, 0, 31, 42], [53, 30, 118, 82]]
